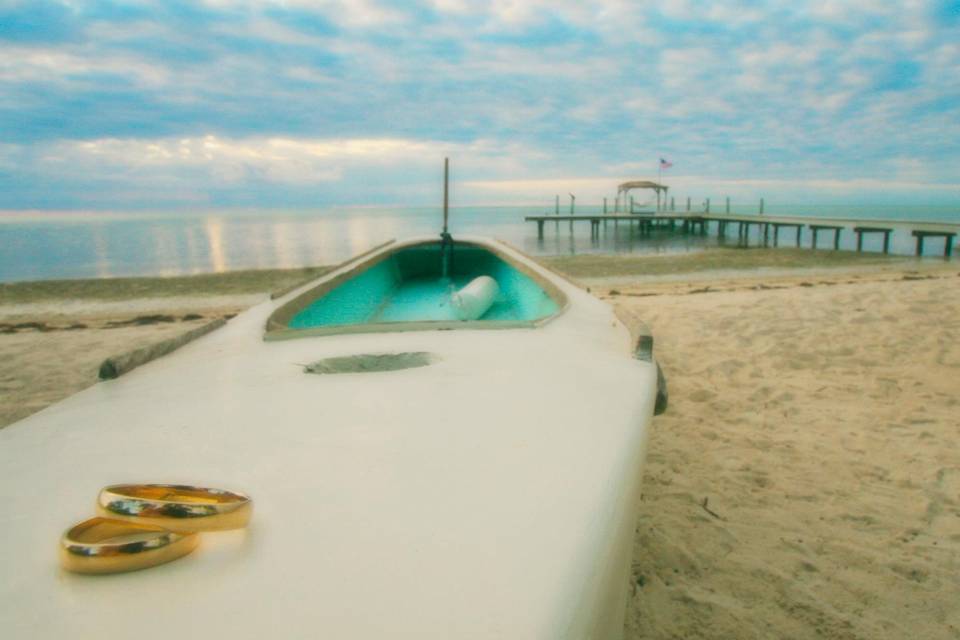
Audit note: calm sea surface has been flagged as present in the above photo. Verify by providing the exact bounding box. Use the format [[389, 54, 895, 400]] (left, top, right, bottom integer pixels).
[[1, 204, 957, 282]]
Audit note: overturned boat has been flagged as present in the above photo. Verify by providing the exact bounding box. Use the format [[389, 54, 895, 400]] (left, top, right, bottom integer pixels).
[[0, 167, 666, 639]]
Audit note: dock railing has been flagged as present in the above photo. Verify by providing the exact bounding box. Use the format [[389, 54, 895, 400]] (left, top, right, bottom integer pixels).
[[548, 194, 770, 216]]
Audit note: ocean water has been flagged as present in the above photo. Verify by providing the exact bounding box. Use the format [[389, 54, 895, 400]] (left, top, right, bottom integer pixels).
[[1, 204, 957, 282]]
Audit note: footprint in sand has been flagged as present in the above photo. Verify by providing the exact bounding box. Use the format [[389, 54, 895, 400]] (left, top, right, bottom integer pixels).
[[688, 389, 716, 403], [923, 468, 960, 537], [889, 563, 930, 584]]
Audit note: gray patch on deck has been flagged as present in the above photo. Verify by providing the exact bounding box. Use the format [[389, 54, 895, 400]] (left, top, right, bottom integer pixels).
[[304, 352, 436, 375]]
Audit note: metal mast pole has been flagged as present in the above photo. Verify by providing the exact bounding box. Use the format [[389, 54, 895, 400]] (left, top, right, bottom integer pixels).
[[441, 157, 453, 279], [443, 157, 449, 235], [657, 159, 662, 212]]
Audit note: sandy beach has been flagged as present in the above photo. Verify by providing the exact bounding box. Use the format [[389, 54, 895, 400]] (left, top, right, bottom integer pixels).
[[600, 263, 960, 640], [2, 250, 958, 639]]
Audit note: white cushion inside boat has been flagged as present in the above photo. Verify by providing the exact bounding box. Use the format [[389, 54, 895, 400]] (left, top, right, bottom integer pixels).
[[451, 275, 500, 321]]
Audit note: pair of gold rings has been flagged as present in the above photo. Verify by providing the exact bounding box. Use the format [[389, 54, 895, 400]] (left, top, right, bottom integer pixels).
[[60, 484, 252, 575]]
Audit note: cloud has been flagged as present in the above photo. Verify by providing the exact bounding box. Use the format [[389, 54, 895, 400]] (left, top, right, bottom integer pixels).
[[0, 133, 559, 206], [0, 0, 958, 208]]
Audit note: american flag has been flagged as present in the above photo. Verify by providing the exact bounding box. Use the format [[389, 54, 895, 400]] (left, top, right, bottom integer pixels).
[[660, 158, 673, 169]]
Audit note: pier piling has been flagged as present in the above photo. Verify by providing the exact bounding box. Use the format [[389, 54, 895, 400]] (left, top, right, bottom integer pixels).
[[810, 224, 842, 251], [854, 227, 893, 254], [912, 230, 956, 257]]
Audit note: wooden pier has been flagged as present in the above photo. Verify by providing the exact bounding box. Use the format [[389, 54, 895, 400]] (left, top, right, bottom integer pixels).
[[529, 214, 698, 240], [525, 212, 960, 257]]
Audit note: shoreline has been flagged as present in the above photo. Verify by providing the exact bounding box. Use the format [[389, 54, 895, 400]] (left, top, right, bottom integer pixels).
[[0, 265, 332, 302], [2, 249, 955, 429], [2, 247, 950, 302]]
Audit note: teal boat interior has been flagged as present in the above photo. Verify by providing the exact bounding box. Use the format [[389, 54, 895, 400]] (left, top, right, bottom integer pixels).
[[265, 240, 565, 339]]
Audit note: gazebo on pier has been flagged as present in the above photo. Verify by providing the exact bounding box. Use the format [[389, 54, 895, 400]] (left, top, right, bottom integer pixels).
[[616, 180, 669, 213]]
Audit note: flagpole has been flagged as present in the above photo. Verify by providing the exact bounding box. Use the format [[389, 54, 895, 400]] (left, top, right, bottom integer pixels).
[[657, 158, 661, 212]]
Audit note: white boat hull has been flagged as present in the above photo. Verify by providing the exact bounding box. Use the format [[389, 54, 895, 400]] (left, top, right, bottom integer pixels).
[[0, 237, 658, 639]]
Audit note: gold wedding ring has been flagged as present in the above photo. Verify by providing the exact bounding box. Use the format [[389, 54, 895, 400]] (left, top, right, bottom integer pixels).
[[96, 484, 253, 532], [60, 517, 199, 574]]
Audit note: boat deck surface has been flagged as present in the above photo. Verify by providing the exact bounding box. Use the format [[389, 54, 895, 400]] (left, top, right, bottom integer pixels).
[[0, 237, 657, 640]]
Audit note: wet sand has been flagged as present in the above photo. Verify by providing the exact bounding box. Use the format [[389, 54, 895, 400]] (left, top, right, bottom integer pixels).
[[1, 252, 958, 639]]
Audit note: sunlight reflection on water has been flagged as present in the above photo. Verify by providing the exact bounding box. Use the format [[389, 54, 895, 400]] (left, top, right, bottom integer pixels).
[[0, 205, 955, 282]]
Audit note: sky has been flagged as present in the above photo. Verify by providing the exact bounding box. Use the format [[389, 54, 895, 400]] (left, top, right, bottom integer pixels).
[[1, 0, 958, 209]]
